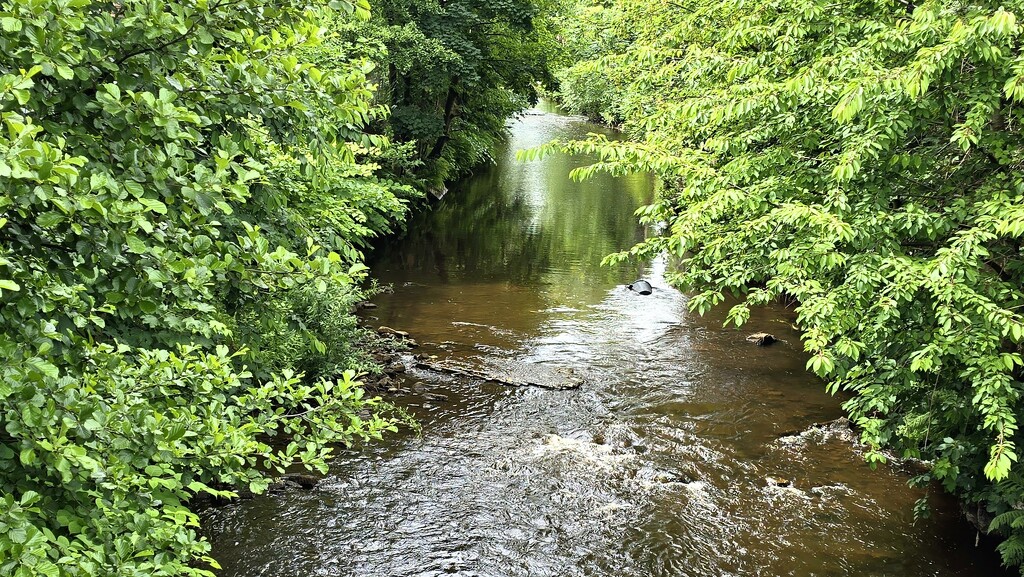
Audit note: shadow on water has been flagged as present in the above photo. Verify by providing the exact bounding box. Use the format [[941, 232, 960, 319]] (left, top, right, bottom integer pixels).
[[202, 102, 1010, 577]]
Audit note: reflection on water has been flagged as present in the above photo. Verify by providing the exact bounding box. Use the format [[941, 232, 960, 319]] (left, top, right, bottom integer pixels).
[[203, 103, 1008, 577]]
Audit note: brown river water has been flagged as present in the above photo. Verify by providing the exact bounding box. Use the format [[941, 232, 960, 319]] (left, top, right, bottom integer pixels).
[[202, 102, 1009, 576]]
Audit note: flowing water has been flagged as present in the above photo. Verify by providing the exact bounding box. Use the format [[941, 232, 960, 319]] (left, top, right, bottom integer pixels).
[[203, 102, 1008, 576]]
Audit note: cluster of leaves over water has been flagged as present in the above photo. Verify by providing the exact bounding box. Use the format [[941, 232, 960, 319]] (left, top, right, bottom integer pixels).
[[333, 0, 563, 187], [0, 1, 420, 575], [531, 0, 1024, 570]]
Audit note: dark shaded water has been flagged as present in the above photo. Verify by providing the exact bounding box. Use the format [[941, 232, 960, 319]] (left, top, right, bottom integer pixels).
[[203, 102, 1007, 576]]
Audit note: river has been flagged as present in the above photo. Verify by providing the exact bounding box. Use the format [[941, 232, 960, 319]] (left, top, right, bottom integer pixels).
[[202, 101, 1007, 576]]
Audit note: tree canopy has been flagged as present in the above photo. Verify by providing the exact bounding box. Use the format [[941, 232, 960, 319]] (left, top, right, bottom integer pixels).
[[536, 0, 1024, 569]]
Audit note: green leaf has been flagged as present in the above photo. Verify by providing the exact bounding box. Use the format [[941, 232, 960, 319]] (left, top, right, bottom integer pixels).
[[20, 447, 36, 466], [101, 82, 120, 101], [164, 422, 186, 442], [138, 197, 168, 214], [0, 17, 22, 32], [37, 560, 60, 577], [124, 181, 145, 198], [36, 212, 65, 228], [24, 357, 58, 379], [126, 234, 147, 254]]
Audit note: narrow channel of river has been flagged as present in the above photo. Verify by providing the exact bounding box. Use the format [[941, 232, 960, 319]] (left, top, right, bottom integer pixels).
[[203, 102, 1008, 576]]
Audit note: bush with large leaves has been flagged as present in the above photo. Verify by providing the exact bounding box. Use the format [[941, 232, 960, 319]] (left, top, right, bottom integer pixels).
[[0, 0, 417, 574]]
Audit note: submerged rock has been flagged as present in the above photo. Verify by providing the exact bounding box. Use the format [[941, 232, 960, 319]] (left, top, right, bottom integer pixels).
[[633, 465, 695, 486], [267, 473, 322, 493], [775, 417, 859, 448], [280, 474, 321, 489], [627, 279, 653, 295]]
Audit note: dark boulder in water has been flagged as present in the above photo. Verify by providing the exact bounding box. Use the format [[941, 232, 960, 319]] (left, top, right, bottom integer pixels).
[[627, 280, 653, 295], [746, 332, 777, 346]]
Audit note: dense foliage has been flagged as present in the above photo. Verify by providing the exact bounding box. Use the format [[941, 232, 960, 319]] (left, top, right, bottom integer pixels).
[[0, 1, 420, 575], [337, 0, 562, 187], [536, 0, 1024, 569]]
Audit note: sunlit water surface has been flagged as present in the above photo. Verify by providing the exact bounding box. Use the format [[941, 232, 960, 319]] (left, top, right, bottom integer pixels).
[[203, 102, 1006, 577]]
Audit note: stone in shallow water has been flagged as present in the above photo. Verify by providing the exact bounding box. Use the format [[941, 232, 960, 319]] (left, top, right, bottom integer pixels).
[[378, 325, 410, 338], [746, 332, 777, 346]]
